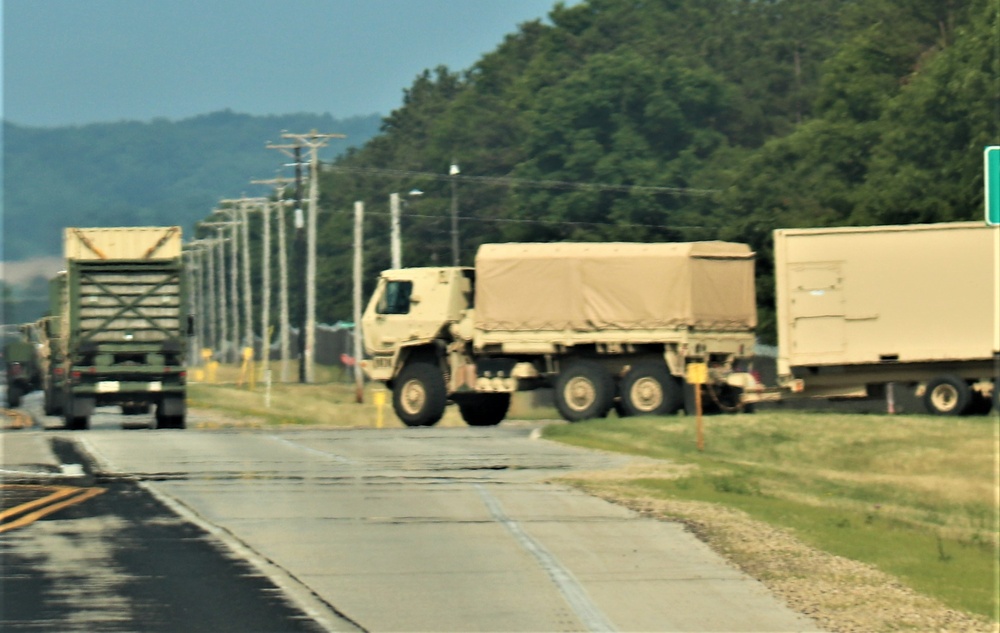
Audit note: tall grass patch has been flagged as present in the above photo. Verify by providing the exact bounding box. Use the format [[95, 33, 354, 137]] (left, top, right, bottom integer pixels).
[[544, 411, 999, 619]]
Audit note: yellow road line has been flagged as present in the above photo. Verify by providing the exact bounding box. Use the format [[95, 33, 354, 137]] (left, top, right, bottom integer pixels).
[[0, 487, 106, 534], [1, 408, 33, 429], [0, 486, 81, 522]]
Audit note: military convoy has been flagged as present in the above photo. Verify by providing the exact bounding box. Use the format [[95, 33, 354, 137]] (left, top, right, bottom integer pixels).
[[3, 220, 994, 428], [363, 224, 998, 425], [361, 241, 758, 426]]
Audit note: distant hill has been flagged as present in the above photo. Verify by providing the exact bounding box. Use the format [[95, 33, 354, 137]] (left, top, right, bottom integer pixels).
[[1, 109, 382, 261]]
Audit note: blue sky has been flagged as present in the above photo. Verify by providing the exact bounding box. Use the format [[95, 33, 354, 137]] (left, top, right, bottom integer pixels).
[[1, 0, 565, 127]]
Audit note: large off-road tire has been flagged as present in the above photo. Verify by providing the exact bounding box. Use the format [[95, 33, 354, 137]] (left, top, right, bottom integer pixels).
[[619, 362, 682, 417], [923, 375, 971, 416], [554, 361, 615, 422], [456, 393, 510, 427], [393, 361, 447, 427]]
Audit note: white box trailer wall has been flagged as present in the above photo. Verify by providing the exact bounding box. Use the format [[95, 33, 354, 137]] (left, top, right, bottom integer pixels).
[[774, 222, 999, 415]]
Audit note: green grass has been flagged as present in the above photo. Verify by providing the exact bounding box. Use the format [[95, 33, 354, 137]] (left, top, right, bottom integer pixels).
[[544, 411, 1000, 620], [185, 362, 549, 427]]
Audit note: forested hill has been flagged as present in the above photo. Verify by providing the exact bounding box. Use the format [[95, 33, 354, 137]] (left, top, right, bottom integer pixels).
[[2, 110, 381, 261], [311, 0, 998, 340]]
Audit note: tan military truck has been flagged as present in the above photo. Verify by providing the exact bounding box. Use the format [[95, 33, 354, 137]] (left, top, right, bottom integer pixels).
[[772, 222, 999, 415], [361, 242, 757, 426]]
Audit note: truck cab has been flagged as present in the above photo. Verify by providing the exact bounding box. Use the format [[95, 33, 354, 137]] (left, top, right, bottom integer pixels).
[[361, 267, 474, 383]]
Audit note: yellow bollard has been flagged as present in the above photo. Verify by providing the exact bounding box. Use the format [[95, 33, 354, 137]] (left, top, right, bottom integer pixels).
[[206, 360, 219, 384], [238, 347, 256, 389], [373, 389, 387, 429]]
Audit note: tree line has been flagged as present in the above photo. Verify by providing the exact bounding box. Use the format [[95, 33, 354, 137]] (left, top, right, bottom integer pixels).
[[305, 0, 997, 343]]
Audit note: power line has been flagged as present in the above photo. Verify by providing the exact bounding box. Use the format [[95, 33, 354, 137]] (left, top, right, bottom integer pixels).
[[361, 210, 713, 232], [323, 165, 719, 197]]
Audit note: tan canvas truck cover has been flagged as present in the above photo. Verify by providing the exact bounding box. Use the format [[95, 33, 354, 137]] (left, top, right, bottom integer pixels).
[[64, 227, 182, 260], [475, 242, 756, 332], [774, 222, 997, 372]]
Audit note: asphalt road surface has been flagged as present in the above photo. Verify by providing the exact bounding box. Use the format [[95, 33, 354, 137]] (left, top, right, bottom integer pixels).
[[2, 399, 822, 632]]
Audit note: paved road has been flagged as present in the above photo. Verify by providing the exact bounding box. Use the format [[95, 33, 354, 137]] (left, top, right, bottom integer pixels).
[[3, 399, 821, 632]]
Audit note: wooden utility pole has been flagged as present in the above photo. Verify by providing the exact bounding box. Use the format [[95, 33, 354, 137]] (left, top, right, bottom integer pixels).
[[251, 176, 295, 382], [449, 162, 460, 266], [280, 131, 345, 383], [353, 200, 364, 403]]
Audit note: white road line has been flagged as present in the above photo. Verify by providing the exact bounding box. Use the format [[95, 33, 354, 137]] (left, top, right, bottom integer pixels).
[[265, 435, 356, 464], [474, 483, 617, 633]]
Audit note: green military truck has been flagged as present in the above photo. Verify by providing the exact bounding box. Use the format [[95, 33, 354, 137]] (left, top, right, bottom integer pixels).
[[52, 227, 190, 429], [361, 242, 757, 426], [3, 324, 42, 408]]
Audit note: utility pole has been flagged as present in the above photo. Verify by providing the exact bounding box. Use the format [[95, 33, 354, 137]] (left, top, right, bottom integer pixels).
[[251, 176, 295, 382], [202, 239, 217, 353], [209, 209, 241, 363], [390, 192, 402, 270], [222, 196, 270, 360], [449, 162, 460, 266], [280, 130, 345, 383], [183, 248, 201, 362], [267, 141, 308, 383], [353, 200, 364, 403], [201, 221, 237, 361]]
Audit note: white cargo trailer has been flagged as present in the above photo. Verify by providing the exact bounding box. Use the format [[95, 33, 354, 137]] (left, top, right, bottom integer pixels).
[[773, 222, 999, 415]]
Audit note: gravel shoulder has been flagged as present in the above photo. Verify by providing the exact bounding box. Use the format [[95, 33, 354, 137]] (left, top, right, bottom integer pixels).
[[562, 464, 997, 633]]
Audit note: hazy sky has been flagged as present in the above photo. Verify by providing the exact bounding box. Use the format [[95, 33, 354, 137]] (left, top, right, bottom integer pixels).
[[1, 0, 565, 127]]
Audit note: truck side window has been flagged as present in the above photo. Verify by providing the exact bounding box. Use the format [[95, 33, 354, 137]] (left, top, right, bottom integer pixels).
[[377, 280, 413, 315]]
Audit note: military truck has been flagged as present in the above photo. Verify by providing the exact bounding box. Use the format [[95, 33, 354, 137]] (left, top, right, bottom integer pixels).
[[772, 222, 999, 415], [52, 227, 191, 429], [3, 324, 42, 408], [361, 242, 757, 426]]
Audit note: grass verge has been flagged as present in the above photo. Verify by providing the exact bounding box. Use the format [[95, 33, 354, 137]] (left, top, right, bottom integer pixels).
[[185, 363, 553, 428], [543, 411, 999, 622]]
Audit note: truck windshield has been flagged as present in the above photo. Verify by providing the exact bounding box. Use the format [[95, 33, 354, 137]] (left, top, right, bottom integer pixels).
[[377, 280, 413, 315]]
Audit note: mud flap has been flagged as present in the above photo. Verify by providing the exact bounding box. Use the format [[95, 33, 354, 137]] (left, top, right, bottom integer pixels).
[[158, 396, 186, 417], [72, 396, 96, 417]]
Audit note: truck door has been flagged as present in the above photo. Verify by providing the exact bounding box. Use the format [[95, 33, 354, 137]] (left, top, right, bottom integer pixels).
[[788, 263, 845, 357]]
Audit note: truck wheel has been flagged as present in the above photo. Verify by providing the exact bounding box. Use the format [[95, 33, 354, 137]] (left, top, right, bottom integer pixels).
[[63, 397, 90, 430], [43, 388, 63, 415], [6, 384, 22, 408], [393, 362, 447, 427], [620, 363, 682, 416], [456, 394, 510, 426], [156, 398, 187, 429], [554, 361, 614, 422], [155, 415, 186, 429], [923, 375, 971, 416]]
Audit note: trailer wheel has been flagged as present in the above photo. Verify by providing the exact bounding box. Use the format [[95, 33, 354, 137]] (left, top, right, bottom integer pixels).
[[393, 361, 447, 427], [620, 363, 682, 416], [923, 375, 971, 416], [456, 393, 510, 426], [554, 361, 614, 422]]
